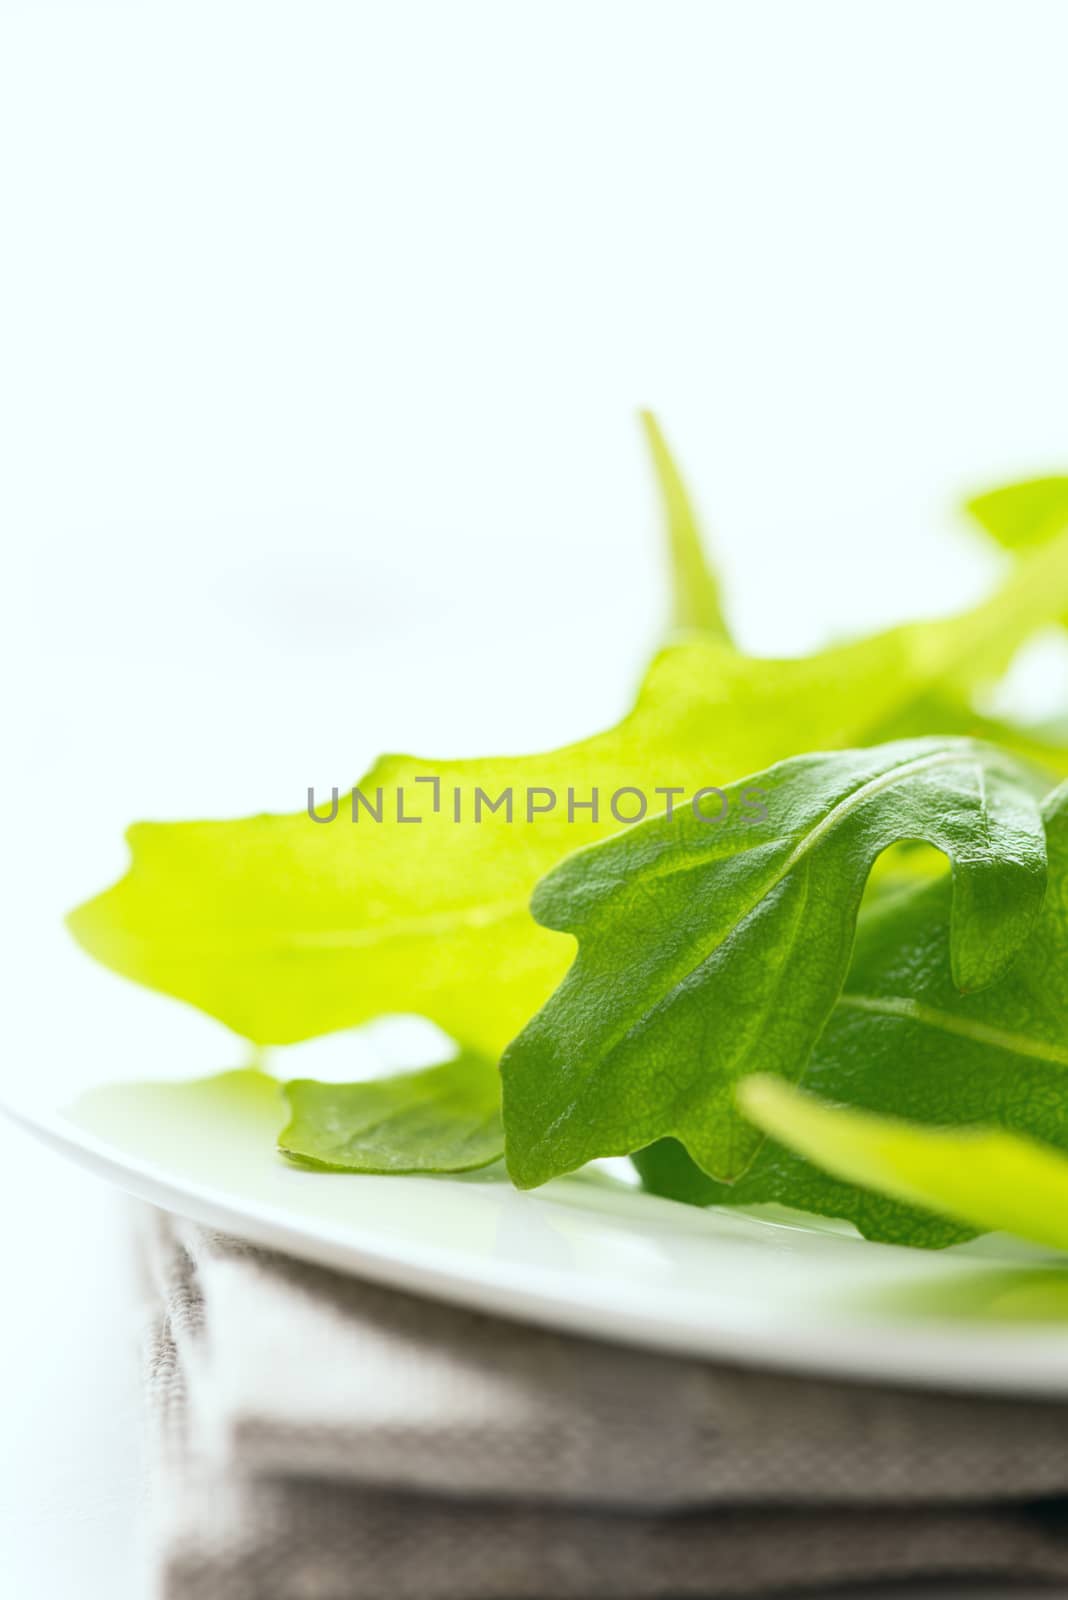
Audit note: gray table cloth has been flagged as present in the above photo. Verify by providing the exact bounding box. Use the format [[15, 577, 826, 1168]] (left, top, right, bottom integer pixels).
[[137, 1206, 1068, 1599]]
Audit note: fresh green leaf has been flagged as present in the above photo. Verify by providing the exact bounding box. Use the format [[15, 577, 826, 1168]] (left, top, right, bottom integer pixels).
[[967, 476, 1068, 555], [638, 779, 1068, 1247], [280, 1051, 503, 1173], [640, 411, 731, 641], [67, 525, 1068, 1057], [877, 474, 1068, 770], [872, 694, 1068, 782], [966, 475, 1068, 632], [631, 1128, 974, 1249], [67, 408, 1068, 1072], [501, 737, 1048, 1189], [737, 1073, 1068, 1254], [629, 1136, 726, 1209]]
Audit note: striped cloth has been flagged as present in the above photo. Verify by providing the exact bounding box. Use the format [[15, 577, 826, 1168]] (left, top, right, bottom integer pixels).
[[137, 1206, 1068, 1599]]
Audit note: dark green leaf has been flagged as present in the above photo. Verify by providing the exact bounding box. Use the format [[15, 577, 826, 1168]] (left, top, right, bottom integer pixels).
[[502, 738, 1048, 1189], [737, 1072, 1068, 1254], [641, 781, 1068, 1247]]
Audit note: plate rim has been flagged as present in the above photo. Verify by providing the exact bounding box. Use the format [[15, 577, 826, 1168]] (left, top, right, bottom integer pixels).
[[8, 1091, 1068, 1399]]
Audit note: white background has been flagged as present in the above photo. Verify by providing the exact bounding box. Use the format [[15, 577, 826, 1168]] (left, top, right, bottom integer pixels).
[[3, 2, 1068, 1593]]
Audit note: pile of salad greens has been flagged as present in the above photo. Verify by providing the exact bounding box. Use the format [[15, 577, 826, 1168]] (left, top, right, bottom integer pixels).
[[68, 421, 1068, 1253]]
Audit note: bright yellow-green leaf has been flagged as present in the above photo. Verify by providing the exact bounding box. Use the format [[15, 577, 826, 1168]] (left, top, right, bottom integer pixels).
[[966, 474, 1068, 631], [640, 411, 731, 641], [967, 476, 1068, 554], [738, 1074, 1068, 1253], [67, 437, 1068, 1057]]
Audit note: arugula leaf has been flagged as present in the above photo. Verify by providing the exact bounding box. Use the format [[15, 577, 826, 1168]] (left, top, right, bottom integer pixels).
[[967, 476, 1068, 555], [737, 1074, 1068, 1254], [966, 475, 1068, 634], [67, 412, 1068, 1065], [638, 780, 1068, 1246], [280, 1051, 503, 1173], [68, 1057, 504, 1180], [870, 695, 1068, 782], [632, 1120, 974, 1251], [67, 537, 1068, 1057], [501, 738, 1048, 1189], [640, 411, 731, 640]]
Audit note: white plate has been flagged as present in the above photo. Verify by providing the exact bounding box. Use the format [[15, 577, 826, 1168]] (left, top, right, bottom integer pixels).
[[7, 1065, 1068, 1397]]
